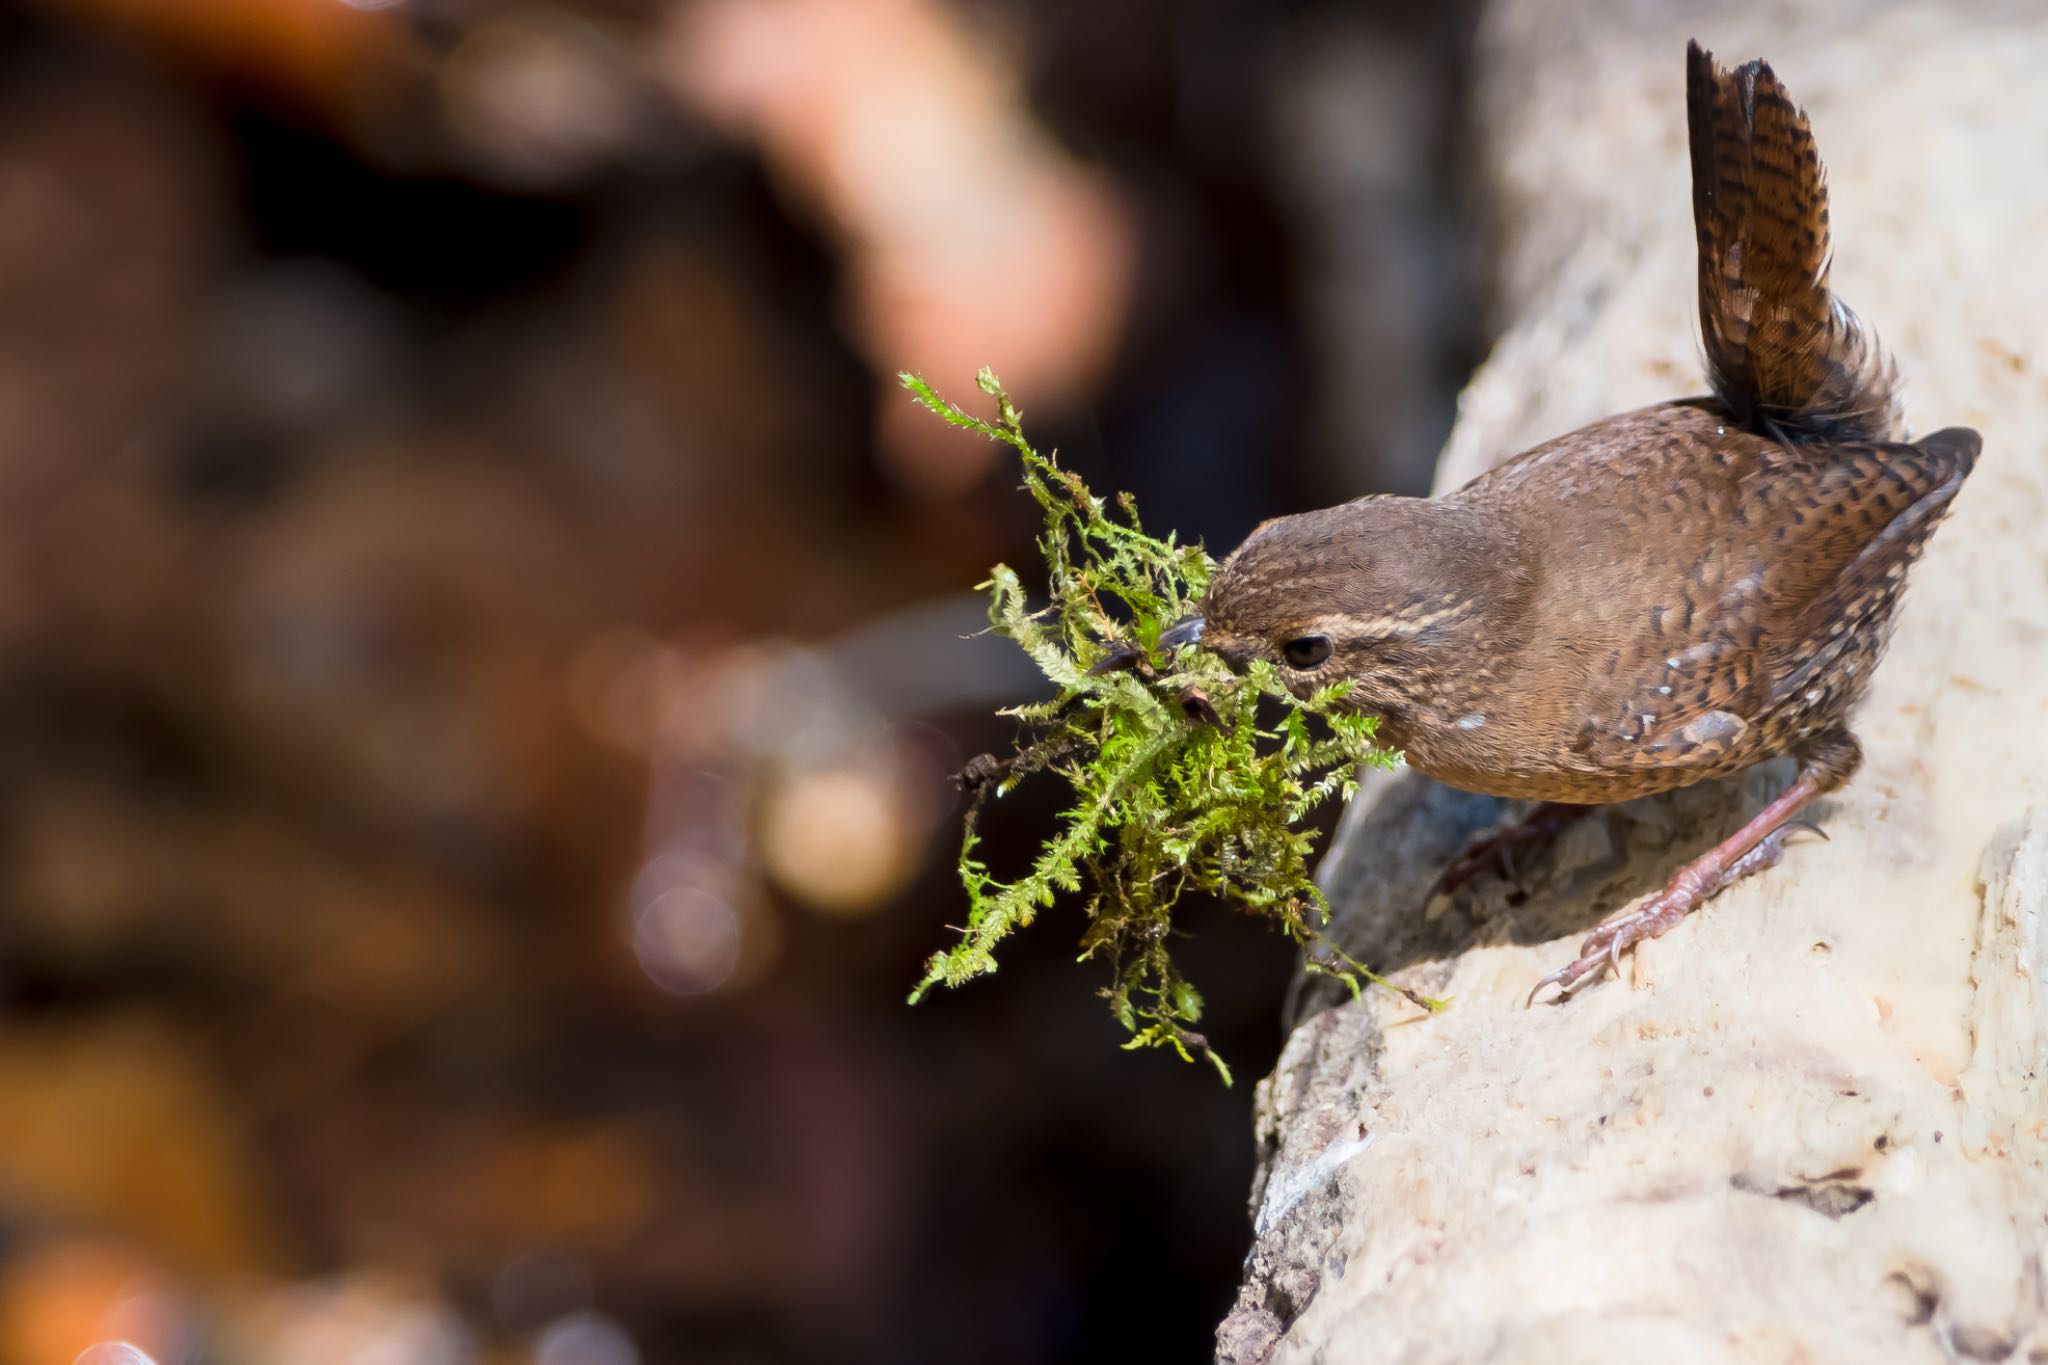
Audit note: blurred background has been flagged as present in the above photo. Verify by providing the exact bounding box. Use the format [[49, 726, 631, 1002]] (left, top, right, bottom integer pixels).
[[0, 0, 1488, 1360]]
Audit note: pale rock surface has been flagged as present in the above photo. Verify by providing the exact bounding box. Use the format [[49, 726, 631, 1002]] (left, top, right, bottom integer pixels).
[[1219, 3, 2048, 1361]]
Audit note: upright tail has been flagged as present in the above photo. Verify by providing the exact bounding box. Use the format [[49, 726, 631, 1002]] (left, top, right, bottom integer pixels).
[[1686, 40, 1899, 442]]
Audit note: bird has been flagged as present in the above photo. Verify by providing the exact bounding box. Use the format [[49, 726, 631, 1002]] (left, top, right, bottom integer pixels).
[[1161, 40, 1980, 1003]]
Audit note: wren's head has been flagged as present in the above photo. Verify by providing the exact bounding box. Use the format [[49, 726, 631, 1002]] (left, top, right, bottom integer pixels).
[[1184, 495, 1527, 717]]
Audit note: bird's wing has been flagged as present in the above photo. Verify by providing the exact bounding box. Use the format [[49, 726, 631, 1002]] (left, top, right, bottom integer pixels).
[[1566, 426, 1977, 774]]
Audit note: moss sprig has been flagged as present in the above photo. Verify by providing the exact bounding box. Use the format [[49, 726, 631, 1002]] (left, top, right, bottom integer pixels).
[[903, 369, 1440, 1082]]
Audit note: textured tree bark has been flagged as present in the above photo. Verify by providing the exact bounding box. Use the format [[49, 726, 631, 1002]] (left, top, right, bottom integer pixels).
[[1218, 4, 2048, 1362]]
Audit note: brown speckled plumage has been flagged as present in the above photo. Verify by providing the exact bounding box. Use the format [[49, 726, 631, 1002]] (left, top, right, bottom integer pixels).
[[1193, 43, 1981, 998]]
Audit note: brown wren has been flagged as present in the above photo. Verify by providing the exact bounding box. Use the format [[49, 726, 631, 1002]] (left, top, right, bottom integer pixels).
[[1172, 42, 1980, 1001]]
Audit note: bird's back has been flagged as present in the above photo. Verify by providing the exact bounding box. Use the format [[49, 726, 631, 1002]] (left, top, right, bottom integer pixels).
[[1427, 402, 1976, 802]]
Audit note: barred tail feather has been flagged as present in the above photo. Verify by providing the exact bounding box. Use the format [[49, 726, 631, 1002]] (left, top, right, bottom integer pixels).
[[1686, 40, 1899, 443]]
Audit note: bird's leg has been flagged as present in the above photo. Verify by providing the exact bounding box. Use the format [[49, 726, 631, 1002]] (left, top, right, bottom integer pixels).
[[1526, 771, 1830, 1006], [1428, 802, 1590, 905]]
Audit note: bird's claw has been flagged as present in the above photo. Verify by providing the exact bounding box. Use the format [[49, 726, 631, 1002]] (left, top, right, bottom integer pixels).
[[1428, 841, 1516, 904], [1716, 819, 1817, 883], [1429, 804, 1587, 905], [1524, 816, 1827, 1007], [1525, 890, 1694, 1006]]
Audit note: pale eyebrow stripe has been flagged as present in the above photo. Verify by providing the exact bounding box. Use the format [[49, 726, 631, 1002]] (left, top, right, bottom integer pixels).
[[1313, 597, 1477, 640]]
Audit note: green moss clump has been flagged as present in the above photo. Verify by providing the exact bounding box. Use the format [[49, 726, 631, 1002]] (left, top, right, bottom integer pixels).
[[903, 370, 1439, 1082]]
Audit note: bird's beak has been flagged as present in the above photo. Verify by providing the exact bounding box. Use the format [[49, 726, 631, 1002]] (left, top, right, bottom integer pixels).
[[1156, 615, 1206, 650]]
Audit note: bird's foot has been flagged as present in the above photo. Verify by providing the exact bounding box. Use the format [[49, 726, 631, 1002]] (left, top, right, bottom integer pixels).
[[1428, 802, 1589, 906], [1525, 819, 1825, 1006]]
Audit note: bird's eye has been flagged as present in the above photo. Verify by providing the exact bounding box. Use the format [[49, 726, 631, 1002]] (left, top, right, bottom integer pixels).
[[1281, 635, 1333, 669]]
